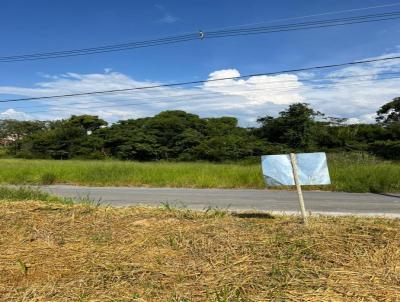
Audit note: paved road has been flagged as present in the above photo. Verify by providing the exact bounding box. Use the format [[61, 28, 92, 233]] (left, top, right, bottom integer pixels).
[[38, 185, 400, 217]]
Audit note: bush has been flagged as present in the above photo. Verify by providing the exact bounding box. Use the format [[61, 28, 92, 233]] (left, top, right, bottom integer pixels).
[[40, 172, 57, 185], [0, 148, 7, 158], [80, 152, 107, 160], [368, 141, 400, 160]]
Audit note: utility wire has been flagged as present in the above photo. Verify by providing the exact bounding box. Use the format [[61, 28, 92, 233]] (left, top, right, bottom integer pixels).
[[205, 2, 400, 31], [1, 55, 400, 103], [0, 36, 198, 62], [205, 11, 400, 35], [1, 11, 400, 62], [3, 72, 400, 115], [18, 77, 400, 114], [4, 70, 400, 112]]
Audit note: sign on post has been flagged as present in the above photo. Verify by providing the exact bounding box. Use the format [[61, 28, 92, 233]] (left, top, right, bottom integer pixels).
[[261, 152, 331, 224]]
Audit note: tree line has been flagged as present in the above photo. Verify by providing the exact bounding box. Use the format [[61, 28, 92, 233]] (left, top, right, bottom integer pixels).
[[0, 97, 399, 161]]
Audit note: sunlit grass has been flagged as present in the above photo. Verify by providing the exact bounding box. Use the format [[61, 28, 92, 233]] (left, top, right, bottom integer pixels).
[[0, 186, 71, 204], [0, 159, 264, 188], [0, 153, 399, 192]]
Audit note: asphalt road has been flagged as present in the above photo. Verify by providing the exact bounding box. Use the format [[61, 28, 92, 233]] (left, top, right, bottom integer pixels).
[[38, 185, 400, 217]]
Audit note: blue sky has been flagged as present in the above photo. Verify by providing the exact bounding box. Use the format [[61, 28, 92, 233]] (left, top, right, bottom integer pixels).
[[1, 0, 400, 124]]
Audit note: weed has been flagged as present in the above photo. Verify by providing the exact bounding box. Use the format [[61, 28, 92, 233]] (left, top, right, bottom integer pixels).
[[89, 232, 111, 244], [72, 193, 102, 206], [213, 285, 244, 302], [0, 186, 68, 204], [205, 206, 229, 218], [160, 201, 173, 211], [16, 259, 28, 275], [170, 293, 191, 302], [40, 172, 57, 185]]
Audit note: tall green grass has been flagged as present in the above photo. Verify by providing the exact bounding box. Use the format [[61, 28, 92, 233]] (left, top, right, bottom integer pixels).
[[0, 159, 263, 188], [0, 153, 398, 193], [327, 153, 400, 193], [0, 186, 71, 203]]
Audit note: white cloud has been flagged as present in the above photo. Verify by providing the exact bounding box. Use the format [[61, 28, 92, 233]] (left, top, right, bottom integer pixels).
[[1, 51, 400, 125], [203, 69, 305, 106], [159, 13, 178, 24], [301, 52, 400, 122], [208, 69, 241, 79], [0, 70, 306, 123], [0, 109, 29, 120], [155, 4, 178, 24]]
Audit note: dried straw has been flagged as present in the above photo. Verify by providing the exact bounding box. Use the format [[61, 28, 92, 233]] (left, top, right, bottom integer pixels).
[[0, 201, 399, 301]]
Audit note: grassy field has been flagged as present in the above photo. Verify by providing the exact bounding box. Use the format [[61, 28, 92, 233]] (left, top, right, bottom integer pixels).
[[0, 200, 399, 301], [0, 153, 399, 192]]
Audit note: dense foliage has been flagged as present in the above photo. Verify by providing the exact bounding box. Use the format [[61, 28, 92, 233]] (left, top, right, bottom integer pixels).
[[1, 98, 399, 161]]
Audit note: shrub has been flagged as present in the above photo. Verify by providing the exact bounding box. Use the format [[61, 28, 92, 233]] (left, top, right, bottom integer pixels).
[[40, 172, 57, 185], [368, 141, 400, 160]]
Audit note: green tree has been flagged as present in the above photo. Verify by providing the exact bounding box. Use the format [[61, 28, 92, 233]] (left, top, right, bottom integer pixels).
[[6, 100, 400, 161], [0, 120, 45, 155], [68, 115, 108, 131], [18, 115, 107, 159], [376, 97, 400, 124], [257, 103, 323, 150]]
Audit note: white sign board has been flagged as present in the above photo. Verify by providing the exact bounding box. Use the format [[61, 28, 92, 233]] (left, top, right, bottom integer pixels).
[[261, 152, 331, 186]]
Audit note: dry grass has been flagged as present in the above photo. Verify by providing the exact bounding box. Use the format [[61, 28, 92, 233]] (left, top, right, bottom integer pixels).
[[0, 201, 399, 301]]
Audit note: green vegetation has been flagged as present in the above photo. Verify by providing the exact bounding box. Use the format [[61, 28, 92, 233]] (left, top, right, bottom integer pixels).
[[0, 159, 263, 188], [1, 99, 399, 162], [0, 186, 70, 203], [327, 153, 400, 192], [0, 99, 399, 192], [0, 153, 399, 192], [1, 201, 399, 301]]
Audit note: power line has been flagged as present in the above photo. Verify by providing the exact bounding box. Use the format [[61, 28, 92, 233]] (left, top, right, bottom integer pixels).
[[205, 11, 400, 36], [1, 55, 400, 103], [206, 2, 400, 31], [1, 11, 400, 63], [4, 70, 400, 112], [15, 77, 400, 114], [0, 36, 198, 62], [3, 71, 400, 115]]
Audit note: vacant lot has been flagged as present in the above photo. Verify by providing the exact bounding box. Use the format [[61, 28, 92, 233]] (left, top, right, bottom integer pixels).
[[0, 153, 399, 192], [0, 199, 399, 301]]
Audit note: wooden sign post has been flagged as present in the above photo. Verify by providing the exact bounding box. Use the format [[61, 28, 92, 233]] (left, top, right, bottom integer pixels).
[[290, 153, 308, 225]]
